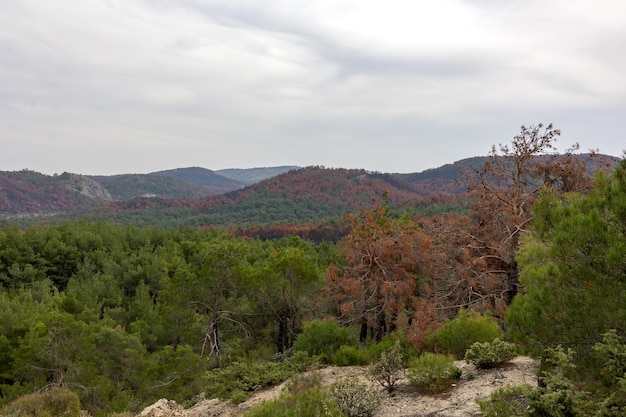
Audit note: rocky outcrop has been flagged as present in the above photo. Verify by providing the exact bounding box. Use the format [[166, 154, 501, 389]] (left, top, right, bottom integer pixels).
[[63, 173, 113, 202], [139, 399, 186, 417]]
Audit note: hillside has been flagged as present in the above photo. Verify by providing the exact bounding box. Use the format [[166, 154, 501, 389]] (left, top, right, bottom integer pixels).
[[398, 156, 488, 195], [216, 166, 300, 185], [0, 170, 111, 216], [88, 173, 213, 200], [150, 167, 247, 193], [1, 154, 618, 226], [86, 166, 464, 228], [0, 167, 291, 217]]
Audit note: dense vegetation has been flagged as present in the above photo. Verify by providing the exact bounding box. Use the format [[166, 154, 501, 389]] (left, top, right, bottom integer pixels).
[[0, 222, 340, 414], [88, 173, 212, 200], [2, 167, 469, 230], [0, 124, 624, 416], [78, 167, 467, 229]]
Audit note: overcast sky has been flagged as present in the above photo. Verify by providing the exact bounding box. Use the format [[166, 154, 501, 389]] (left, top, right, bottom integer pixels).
[[1, 0, 625, 175]]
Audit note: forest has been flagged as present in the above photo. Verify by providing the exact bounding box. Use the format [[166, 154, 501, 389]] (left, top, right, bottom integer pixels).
[[0, 124, 625, 416]]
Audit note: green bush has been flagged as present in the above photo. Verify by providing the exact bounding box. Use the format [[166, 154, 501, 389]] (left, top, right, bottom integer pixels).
[[529, 346, 586, 417], [329, 378, 381, 417], [0, 387, 81, 417], [429, 310, 503, 358], [406, 353, 461, 393], [477, 385, 534, 417], [593, 330, 626, 416], [477, 332, 626, 417], [464, 338, 517, 368], [333, 345, 372, 366], [292, 319, 357, 363], [243, 386, 344, 417], [204, 352, 319, 404], [332, 332, 418, 367], [479, 346, 585, 417], [283, 372, 323, 395], [364, 331, 419, 362], [368, 340, 405, 393]]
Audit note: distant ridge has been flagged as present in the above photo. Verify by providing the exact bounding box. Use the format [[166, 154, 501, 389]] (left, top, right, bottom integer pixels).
[[1, 155, 619, 224], [216, 166, 300, 185], [151, 167, 246, 194]]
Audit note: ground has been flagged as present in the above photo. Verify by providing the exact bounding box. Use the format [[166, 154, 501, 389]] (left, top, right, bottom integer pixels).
[[138, 357, 539, 417]]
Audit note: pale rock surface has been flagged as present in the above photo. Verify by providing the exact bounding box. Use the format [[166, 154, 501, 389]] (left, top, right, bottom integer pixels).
[[139, 399, 186, 417]]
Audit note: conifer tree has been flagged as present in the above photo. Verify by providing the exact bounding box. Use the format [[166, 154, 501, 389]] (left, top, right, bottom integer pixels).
[[506, 157, 626, 366]]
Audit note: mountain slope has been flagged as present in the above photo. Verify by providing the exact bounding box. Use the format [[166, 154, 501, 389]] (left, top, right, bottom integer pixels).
[[0, 167, 289, 217], [150, 167, 247, 193], [88, 173, 213, 200], [1, 154, 618, 224], [216, 166, 300, 185], [0, 171, 111, 216], [88, 166, 462, 228]]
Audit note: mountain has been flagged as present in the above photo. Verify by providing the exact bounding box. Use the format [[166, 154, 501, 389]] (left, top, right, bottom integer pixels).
[[0, 167, 292, 217], [1, 154, 619, 226], [84, 166, 466, 228], [88, 173, 212, 200], [150, 167, 247, 193], [0, 171, 112, 216], [399, 156, 488, 195], [216, 166, 300, 185]]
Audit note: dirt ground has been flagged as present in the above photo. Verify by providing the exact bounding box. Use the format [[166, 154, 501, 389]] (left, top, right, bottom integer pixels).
[[139, 356, 539, 417]]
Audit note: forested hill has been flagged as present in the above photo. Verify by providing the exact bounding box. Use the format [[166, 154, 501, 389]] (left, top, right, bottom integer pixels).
[[0, 166, 294, 216], [215, 165, 301, 185], [81, 166, 468, 229], [1, 154, 617, 227], [0, 171, 112, 215]]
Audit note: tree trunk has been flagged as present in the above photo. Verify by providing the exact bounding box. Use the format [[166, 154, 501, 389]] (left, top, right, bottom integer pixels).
[[277, 314, 286, 354], [505, 260, 519, 305], [359, 321, 368, 344]]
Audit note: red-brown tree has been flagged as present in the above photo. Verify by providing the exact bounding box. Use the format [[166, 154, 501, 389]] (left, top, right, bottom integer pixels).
[[324, 200, 429, 342], [455, 123, 599, 315]]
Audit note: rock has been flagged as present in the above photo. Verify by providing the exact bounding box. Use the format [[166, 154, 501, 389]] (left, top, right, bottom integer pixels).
[[187, 398, 236, 417], [139, 399, 186, 417], [64, 173, 113, 201]]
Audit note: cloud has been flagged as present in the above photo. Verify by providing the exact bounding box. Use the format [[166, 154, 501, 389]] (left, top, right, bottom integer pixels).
[[0, 0, 624, 175]]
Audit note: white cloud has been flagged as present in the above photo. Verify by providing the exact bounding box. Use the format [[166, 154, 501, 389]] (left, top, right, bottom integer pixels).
[[0, 0, 624, 175]]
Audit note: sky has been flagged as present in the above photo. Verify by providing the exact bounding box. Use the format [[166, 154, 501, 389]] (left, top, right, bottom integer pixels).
[[1, 0, 625, 176]]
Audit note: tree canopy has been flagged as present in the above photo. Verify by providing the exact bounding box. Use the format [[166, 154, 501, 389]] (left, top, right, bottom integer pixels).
[[506, 157, 626, 367]]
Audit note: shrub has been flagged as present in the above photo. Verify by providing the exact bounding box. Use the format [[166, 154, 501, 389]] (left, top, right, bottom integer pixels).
[[333, 332, 417, 367], [478, 336, 626, 417], [243, 386, 344, 417], [529, 346, 586, 417], [333, 345, 372, 366], [284, 372, 323, 395], [480, 346, 585, 417], [407, 352, 461, 393], [204, 352, 319, 404], [429, 310, 503, 358], [593, 330, 626, 386], [364, 331, 419, 363], [464, 338, 517, 368], [477, 385, 534, 417], [368, 340, 405, 393], [292, 319, 357, 363], [0, 386, 81, 417], [329, 377, 381, 417], [593, 330, 626, 416]]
